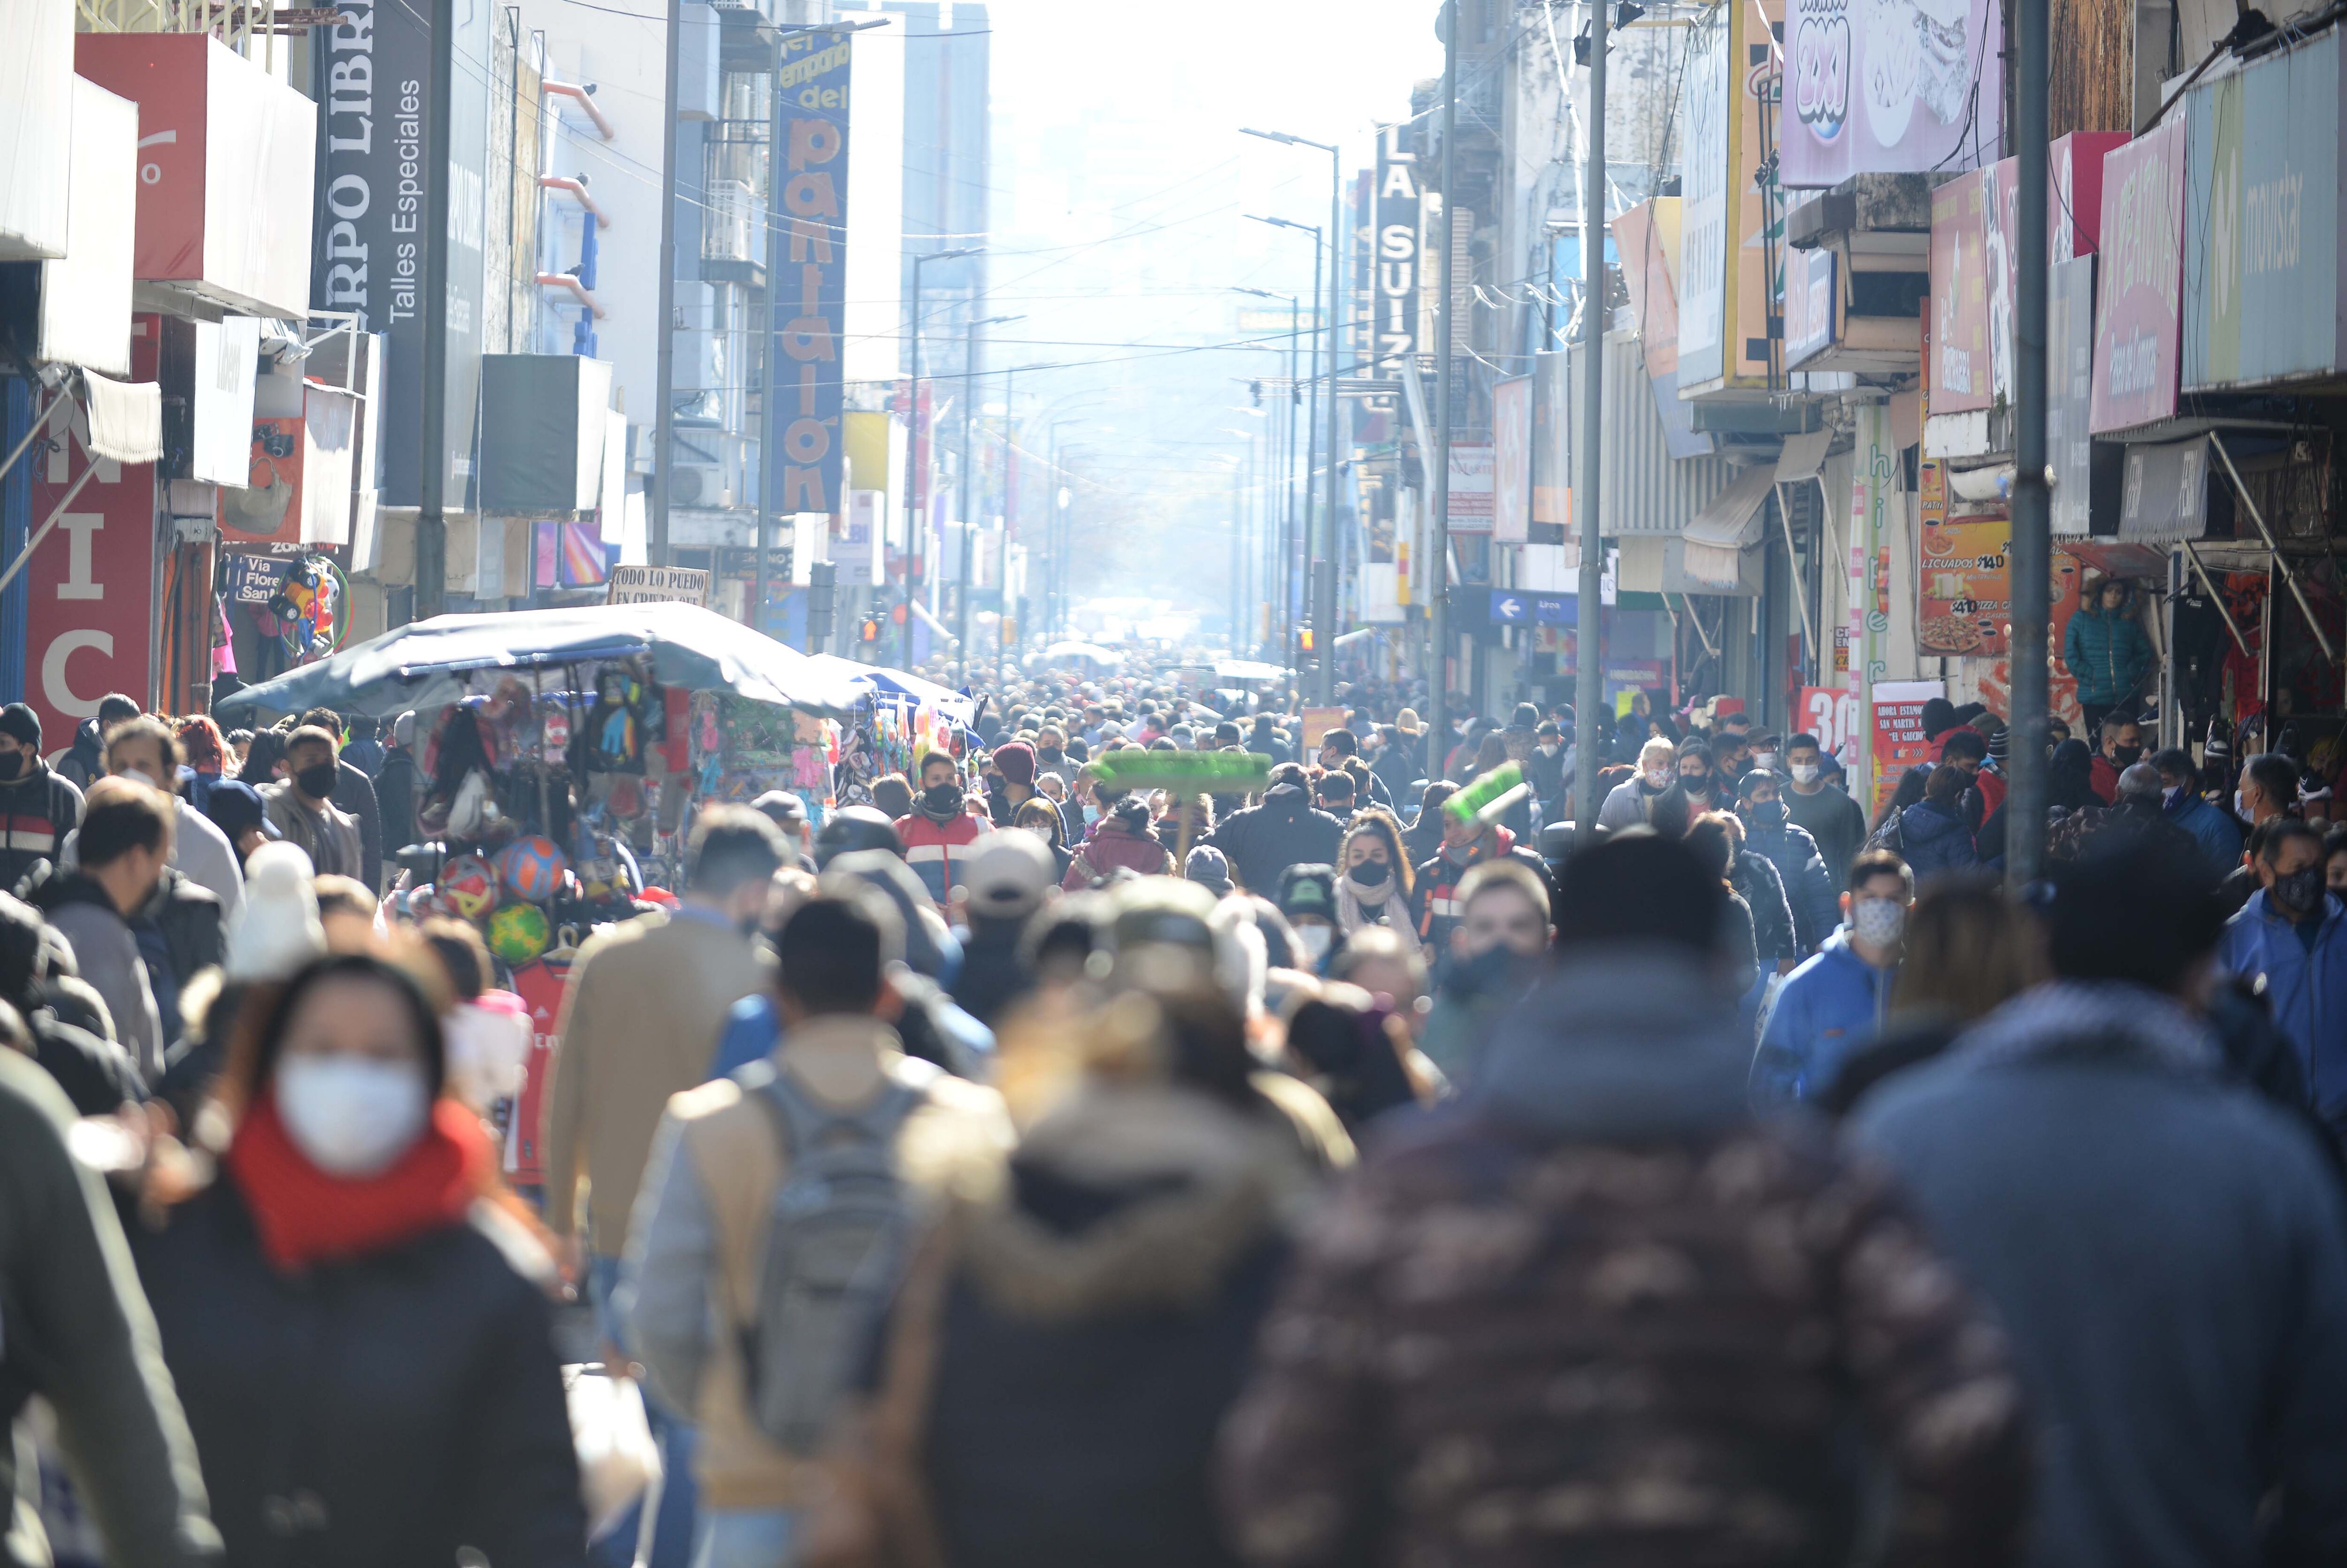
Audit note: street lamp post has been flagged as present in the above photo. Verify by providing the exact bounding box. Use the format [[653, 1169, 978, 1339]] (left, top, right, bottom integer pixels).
[[1242, 128, 1346, 704], [1244, 215, 1322, 691], [901, 245, 982, 668], [1234, 286, 1300, 673], [1044, 418, 1085, 636], [1428, 0, 1457, 786], [957, 313, 1022, 686]]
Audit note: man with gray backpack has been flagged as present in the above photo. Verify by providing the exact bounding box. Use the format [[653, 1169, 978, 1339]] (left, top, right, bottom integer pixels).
[[623, 891, 1015, 1567]]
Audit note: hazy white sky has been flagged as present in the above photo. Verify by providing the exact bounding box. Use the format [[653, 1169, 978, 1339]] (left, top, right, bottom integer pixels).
[[972, 0, 1447, 599]]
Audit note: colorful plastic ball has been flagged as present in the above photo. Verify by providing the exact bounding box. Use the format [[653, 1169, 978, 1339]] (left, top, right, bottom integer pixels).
[[440, 855, 499, 921], [496, 836, 568, 904], [486, 901, 551, 965]]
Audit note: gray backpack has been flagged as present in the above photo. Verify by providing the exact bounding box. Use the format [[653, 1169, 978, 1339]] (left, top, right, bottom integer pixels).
[[738, 1060, 933, 1453]]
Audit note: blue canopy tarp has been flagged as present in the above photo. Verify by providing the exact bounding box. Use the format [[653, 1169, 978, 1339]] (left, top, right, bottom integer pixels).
[[806, 653, 975, 725], [213, 601, 865, 720]]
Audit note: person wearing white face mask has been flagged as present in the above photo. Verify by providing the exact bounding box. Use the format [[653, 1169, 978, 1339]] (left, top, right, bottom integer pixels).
[[130, 951, 586, 1566], [1751, 850, 1912, 1103], [1780, 732, 1868, 877], [99, 714, 245, 925], [1596, 737, 1680, 832]]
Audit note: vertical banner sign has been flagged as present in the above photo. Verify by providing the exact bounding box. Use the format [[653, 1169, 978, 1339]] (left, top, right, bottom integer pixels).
[[1373, 122, 1420, 376], [1869, 683, 1944, 815], [775, 32, 851, 518], [1490, 376, 1531, 544], [2090, 116, 2185, 432], [1915, 459, 2011, 657], [2048, 256, 2095, 534], [1928, 171, 1991, 414], [313, 0, 491, 507], [29, 324, 159, 747], [1678, 4, 1731, 386], [1850, 402, 1896, 785]]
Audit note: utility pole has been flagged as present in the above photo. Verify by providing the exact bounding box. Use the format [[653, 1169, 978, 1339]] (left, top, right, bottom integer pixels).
[[1303, 235, 1322, 688], [1570, 0, 1608, 836], [1319, 149, 1343, 704], [650, 0, 682, 567], [415, 0, 454, 617], [1427, 0, 1457, 785], [952, 315, 1018, 683], [2006, 0, 2052, 886], [898, 247, 979, 668]]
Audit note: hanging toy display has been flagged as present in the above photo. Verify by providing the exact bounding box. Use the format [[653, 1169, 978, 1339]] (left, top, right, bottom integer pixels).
[[486, 901, 552, 966], [439, 854, 500, 921], [576, 667, 661, 776], [264, 555, 349, 662], [496, 836, 568, 904]]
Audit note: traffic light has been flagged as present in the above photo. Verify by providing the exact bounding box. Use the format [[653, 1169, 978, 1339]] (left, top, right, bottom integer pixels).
[[859, 615, 881, 644], [806, 561, 836, 650]]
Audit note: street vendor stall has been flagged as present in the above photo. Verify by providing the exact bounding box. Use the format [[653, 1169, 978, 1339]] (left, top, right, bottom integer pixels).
[[214, 602, 862, 956], [805, 652, 976, 807]]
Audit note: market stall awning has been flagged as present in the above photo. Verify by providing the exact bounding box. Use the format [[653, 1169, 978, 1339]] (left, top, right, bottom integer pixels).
[[213, 601, 866, 720], [806, 653, 974, 725], [1213, 658, 1288, 681], [1679, 465, 1776, 592]]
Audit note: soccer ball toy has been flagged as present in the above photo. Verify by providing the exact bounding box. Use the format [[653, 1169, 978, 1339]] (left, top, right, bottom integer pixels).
[[497, 836, 567, 904], [486, 901, 551, 965], [440, 854, 499, 921]]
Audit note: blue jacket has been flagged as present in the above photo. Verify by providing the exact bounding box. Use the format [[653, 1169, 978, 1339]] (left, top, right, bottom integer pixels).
[[1852, 982, 2347, 1568], [1898, 799, 1979, 881], [709, 990, 994, 1084], [2166, 792, 2244, 878], [2062, 603, 2155, 708], [1744, 820, 1839, 953], [1752, 929, 1897, 1103], [2220, 890, 2347, 1125]]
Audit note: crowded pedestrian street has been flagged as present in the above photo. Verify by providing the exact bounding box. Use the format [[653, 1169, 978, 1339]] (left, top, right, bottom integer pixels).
[[9, 0, 2347, 1560]]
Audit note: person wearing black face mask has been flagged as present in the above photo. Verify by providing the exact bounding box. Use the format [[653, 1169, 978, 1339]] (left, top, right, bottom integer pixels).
[[1677, 739, 1719, 806], [0, 701, 82, 896], [894, 749, 984, 908], [261, 726, 362, 880]]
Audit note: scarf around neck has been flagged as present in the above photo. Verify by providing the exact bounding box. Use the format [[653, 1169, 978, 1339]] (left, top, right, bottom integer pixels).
[[224, 1092, 487, 1271]]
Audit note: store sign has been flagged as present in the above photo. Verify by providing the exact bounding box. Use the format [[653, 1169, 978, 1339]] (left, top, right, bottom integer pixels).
[[2090, 117, 2185, 432], [2117, 434, 2210, 541], [2049, 256, 2095, 534], [770, 31, 854, 517], [1797, 684, 1861, 757], [1782, 0, 2002, 188], [2050, 131, 2127, 262], [1447, 439, 1493, 530], [309, 0, 491, 506], [1928, 170, 1991, 414], [1488, 588, 1580, 626], [27, 326, 159, 745], [606, 565, 711, 606], [1678, 0, 1780, 389], [1373, 121, 1420, 375], [2184, 27, 2342, 390], [1869, 680, 1945, 815], [1531, 349, 1570, 534], [1491, 375, 1531, 544], [1784, 245, 1837, 367], [1677, 3, 1732, 384], [1917, 460, 2010, 656]]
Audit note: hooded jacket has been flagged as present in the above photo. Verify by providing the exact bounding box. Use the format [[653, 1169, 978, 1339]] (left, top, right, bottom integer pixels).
[[1753, 927, 1897, 1103], [2221, 889, 2347, 1130], [1898, 796, 1980, 880], [886, 1079, 1316, 1568], [55, 718, 105, 790], [1207, 785, 1341, 895], [1221, 948, 2030, 1568], [1742, 818, 1839, 952], [2063, 599, 2155, 707], [1853, 982, 2347, 1568], [1066, 803, 1174, 889]]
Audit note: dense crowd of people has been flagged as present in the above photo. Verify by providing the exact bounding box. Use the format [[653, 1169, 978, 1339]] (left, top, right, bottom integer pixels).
[[5, 658, 2346, 1568]]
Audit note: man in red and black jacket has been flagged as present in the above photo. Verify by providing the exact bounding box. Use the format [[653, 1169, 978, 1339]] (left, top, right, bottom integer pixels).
[[0, 703, 82, 897], [895, 748, 984, 909]]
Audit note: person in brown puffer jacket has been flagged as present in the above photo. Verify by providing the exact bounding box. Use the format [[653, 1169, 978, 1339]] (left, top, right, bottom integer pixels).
[[1063, 789, 1172, 889], [1218, 833, 2031, 1568]]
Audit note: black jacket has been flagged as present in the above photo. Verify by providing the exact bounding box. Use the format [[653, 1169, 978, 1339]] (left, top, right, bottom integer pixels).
[[1209, 786, 1342, 895], [372, 747, 422, 861], [331, 758, 383, 889], [1732, 850, 1800, 965], [131, 868, 223, 1046], [0, 763, 82, 898], [132, 1179, 585, 1568], [950, 916, 1037, 1030]]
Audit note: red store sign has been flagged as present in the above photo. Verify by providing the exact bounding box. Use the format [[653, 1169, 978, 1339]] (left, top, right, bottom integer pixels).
[[26, 320, 159, 751]]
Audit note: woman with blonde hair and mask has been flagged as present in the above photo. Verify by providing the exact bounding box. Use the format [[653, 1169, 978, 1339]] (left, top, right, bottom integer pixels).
[[1332, 811, 1422, 958]]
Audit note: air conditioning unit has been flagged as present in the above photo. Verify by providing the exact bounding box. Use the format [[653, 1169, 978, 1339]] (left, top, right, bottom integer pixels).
[[670, 461, 729, 508]]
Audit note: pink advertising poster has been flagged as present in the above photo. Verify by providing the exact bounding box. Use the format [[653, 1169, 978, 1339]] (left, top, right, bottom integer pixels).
[[1782, 0, 2003, 188], [2089, 117, 2185, 433]]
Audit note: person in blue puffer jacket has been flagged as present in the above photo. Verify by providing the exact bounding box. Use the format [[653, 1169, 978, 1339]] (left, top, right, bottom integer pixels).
[[2219, 818, 2347, 1135], [1752, 851, 1910, 1103], [1896, 763, 1980, 883], [2063, 576, 2155, 734]]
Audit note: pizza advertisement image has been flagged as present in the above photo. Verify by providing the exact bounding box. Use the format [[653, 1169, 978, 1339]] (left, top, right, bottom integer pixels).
[[1916, 459, 2012, 657]]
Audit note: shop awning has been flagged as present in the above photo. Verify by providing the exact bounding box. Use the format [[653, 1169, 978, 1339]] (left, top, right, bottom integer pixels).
[[1774, 429, 1833, 484], [1679, 465, 1775, 591], [806, 652, 974, 724], [212, 601, 867, 719]]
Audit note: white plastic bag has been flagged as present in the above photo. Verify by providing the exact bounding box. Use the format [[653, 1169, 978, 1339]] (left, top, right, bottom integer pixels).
[[564, 1364, 661, 1542]]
